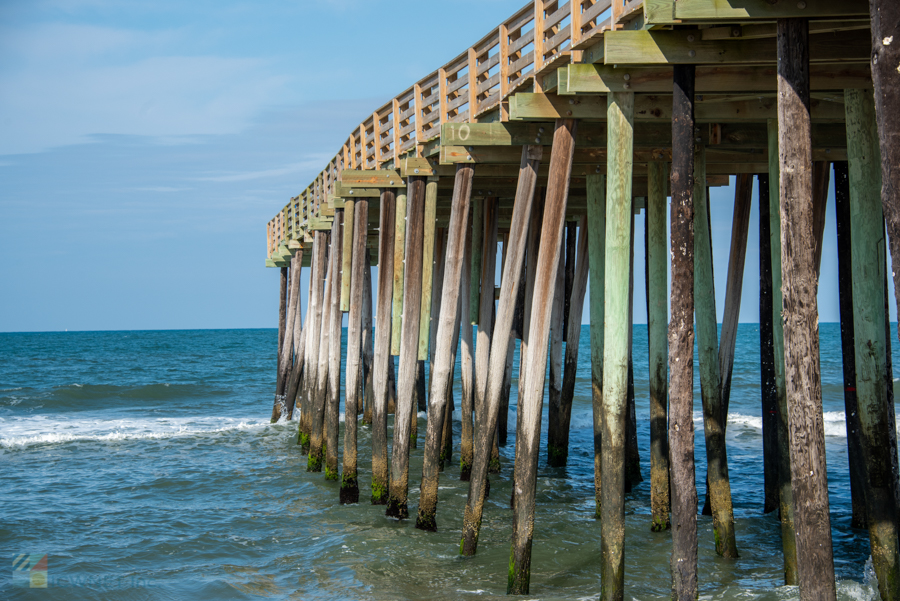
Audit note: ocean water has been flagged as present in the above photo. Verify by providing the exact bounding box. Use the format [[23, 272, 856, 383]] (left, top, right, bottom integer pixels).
[[1, 324, 896, 600]]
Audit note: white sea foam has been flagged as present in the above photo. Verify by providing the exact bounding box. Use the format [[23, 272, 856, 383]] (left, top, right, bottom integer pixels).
[[0, 415, 274, 450], [566, 409, 899, 439]]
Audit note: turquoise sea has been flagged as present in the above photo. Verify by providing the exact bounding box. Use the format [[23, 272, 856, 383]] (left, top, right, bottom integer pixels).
[[1, 324, 896, 599]]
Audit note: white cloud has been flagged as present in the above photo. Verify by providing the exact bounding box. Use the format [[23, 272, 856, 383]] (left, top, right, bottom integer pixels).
[[192, 157, 331, 183], [0, 22, 290, 155]]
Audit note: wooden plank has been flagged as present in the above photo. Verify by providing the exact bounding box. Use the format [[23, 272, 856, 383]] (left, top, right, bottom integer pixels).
[[341, 170, 406, 188], [560, 63, 872, 95], [603, 29, 869, 65], [846, 87, 900, 601], [416, 164, 475, 531], [511, 91, 853, 122], [645, 0, 869, 24], [777, 20, 836, 599]]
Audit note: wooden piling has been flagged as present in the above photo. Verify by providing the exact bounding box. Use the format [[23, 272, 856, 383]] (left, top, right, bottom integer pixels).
[[511, 189, 545, 510], [498, 331, 515, 447], [669, 64, 698, 601], [693, 144, 738, 559], [391, 190, 408, 356], [386, 176, 427, 519], [719, 174, 753, 420], [563, 221, 576, 342], [371, 189, 396, 504], [341, 201, 354, 312], [547, 236, 566, 467], [308, 230, 334, 473], [868, 0, 900, 344], [833, 161, 868, 529], [361, 249, 374, 426], [768, 117, 799, 585], [846, 86, 900, 601], [625, 215, 641, 489], [273, 254, 302, 422], [299, 232, 327, 452], [758, 173, 780, 515], [599, 92, 633, 601], [475, 198, 499, 435], [647, 161, 670, 531], [459, 220, 476, 481], [325, 211, 344, 481], [416, 163, 474, 531], [277, 265, 287, 378], [586, 174, 606, 518], [777, 19, 836, 600], [508, 119, 576, 595], [470, 197, 484, 326], [460, 144, 540, 554], [548, 216, 588, 468], [341, 199, 368, 504]]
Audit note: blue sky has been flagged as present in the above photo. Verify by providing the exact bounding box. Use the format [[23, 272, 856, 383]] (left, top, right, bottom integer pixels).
[[0, 0, 893, 331]]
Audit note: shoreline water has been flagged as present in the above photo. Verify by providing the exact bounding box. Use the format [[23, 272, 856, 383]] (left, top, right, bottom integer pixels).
[[0, 325, 892, 599]]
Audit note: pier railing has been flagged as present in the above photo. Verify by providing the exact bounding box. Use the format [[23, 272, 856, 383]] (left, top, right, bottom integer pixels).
[[266, 0, 630, 262]]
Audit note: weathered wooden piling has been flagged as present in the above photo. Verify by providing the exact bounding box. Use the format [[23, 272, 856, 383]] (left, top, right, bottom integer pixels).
[[459, 220, 476, 481], [833, 161, 868, 529], [461, 144, 540, 554], [600, 92, 633, 601], [777, 19, 836, 600], [392, 190, 408, 357], [718, 174, 752, 420], [546, 237, 566, 467], [299, 232, 327, 452], [758, 173, 780, 515], [361, 249, 374, 426], [693, 144, 738, 559], [768, 117, 799, 585], [509, 119, 575, 595], [548, 216, 588, 468], [511, 188, 544, 510], [387, 176, 426, 519], [341, 199, 368, 504], [416, 163, 474, 531], [563, 221, 576, 342], [371, 189, 396, 504], [624, 216, 641, 490], [669, 64, 698, 601], [272, 254, 302, 422], [586, 174, 605, 518], [474, 197, 499, 464], [283, 250, 306, 420], [325, 211, 344, 481], [308, 230, 334, 472], [646, 161, 669, 531], [868, 0, 900, 344], [846, 87, 900, 601]]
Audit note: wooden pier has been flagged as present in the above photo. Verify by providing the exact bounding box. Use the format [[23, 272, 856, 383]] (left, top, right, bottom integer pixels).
[[265, 1, 900, 598]]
